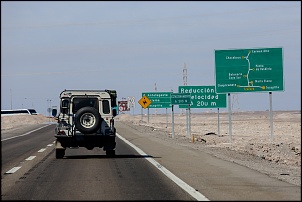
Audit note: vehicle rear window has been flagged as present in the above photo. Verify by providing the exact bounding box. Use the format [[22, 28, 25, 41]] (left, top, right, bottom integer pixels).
[[102, 100, 110, 114], [28, 109, 37, 115], [73, 98, 98, 113]]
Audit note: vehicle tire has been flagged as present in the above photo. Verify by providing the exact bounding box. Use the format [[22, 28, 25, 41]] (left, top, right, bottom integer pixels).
[[56, 149, 65, 159], [74, 107, 101, 134], [86, 146, 94, 150], [106, 150, 115, 157]]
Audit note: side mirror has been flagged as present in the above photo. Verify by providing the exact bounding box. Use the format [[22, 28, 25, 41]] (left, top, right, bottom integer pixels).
[[52, 109, 57, 117], [112, 108, 117, 116]]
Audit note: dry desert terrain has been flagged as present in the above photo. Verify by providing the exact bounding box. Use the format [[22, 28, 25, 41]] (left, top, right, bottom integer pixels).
[[1, 110, 301, 186], [116, 110, 301, 186]]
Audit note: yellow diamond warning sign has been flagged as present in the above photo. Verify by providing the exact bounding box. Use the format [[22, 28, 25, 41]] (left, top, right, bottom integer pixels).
[[138, 95, 152, 109]]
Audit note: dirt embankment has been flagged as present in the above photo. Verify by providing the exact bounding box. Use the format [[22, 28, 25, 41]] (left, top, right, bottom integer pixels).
[[1, 114, 52, 131]]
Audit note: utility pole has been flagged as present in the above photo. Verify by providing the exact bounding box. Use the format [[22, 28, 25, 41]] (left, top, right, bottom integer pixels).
[[183, 62, 187, 86], [183, 63, 187, 115]]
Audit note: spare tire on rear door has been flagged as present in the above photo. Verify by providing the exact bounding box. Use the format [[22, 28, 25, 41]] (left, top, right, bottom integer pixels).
[[74, 106, 101, 134]]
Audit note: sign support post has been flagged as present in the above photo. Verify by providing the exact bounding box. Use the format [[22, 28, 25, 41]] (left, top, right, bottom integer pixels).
[[170, 93, 191, 140], [172, 105, 174, 139], [269, 92, 274, 141], [166, 108, 168, 128], [228, 93, 232, 143], [218, 108, 220, 137], [188, 104, 191, 142], [186, 108, 189, 135], [148, 108, 150, 124]]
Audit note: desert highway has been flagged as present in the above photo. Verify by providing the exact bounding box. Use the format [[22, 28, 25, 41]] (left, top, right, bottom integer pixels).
[[1, 122, 300, 200]]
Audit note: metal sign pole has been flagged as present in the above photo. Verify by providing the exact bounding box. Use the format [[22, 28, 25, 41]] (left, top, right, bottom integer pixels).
[[148, 107, 150, 124], [218, 108, 220, 137], [228, 93, 232, 143], [166, 108, 168, 128], [172, 105, 174, 139], [188, 104, 191, 142], [186, 108, 189, 135], [269, 92, 274, 141]]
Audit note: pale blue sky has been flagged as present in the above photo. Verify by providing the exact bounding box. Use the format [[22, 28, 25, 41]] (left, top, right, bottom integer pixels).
[[1, 1, 301, 115]]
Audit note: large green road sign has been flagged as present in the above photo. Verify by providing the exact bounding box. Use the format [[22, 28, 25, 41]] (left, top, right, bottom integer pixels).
[[178, 86, 227, 108], [142, 92, 172, 108], [215, 47, 284, 93]]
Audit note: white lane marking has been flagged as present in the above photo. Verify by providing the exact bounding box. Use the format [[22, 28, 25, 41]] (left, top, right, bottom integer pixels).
[[25, 156, 36, 161], [38, 148, 46, 152], [5, 167, 21, 174], [1, 124, 51, 141], [47, 144, 53, 147], [116, 132, 209, 201]]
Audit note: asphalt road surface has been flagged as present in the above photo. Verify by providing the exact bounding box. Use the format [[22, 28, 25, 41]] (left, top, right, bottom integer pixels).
[[1, 124, 195, 200], [1, 121, 300, 200]]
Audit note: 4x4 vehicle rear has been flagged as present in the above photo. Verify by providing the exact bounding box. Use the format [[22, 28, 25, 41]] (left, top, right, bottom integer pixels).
[[54, 89, 118, 158]]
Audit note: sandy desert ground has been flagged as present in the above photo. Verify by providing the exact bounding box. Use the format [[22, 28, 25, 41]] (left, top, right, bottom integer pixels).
[[1, 114, 52, 131], [117, 110, 301, 166], [1, 110, 301, 186], [115, 110, 301, 186]]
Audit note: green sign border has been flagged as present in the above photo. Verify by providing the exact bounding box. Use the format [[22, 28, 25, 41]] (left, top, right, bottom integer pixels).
[[142, 92, 172, 108], [215, 47, 284, 93], [178, 86, 227, 108]]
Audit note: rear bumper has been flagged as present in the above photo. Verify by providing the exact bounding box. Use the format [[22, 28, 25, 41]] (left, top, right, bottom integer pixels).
[[55, 134, 116, 149]]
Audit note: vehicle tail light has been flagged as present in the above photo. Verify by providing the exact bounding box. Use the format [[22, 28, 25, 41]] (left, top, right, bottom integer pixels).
[[58, 131, 65, 135]]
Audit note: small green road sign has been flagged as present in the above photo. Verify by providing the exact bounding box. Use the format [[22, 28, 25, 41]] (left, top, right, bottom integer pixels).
[[142, 92, 172, 108], [215, 47, 284, 93], [178, 86, 227, 108], [171, 93, 191, 105]]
